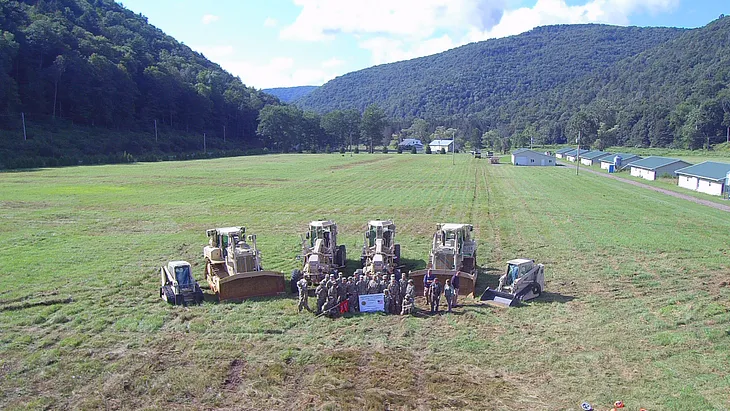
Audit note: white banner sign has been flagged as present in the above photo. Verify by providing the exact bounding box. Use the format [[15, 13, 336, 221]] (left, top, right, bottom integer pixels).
[[359, 293, 385, 313]]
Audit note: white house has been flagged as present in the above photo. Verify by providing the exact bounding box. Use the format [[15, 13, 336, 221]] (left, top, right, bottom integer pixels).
[[399, 138, 424, 153], [429, 139, 454, 153], [511, 148, 556, 166], [675, 161, 730, 196], [580, 151, 613, 166], [600, 153, 642, 170], [554, 147, 574, 159], [629, 157, 692, 181], [565, 149, 590, 162]]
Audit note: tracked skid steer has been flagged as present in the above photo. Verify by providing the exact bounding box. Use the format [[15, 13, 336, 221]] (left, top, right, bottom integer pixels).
[[481, 258, 545, 307]]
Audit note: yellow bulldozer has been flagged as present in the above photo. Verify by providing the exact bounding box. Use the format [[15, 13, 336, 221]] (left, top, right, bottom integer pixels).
[[410, 223, 478, 296], [359, 220, 401, 278], [203, 226, 285, 301], [292, 220, 346, 287]]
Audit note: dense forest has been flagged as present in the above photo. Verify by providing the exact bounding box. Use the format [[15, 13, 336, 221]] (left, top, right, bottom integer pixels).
[[1, 0, 729, 169], [298, 18, 730, 151], [263, 86, 318, 103], [0, 0, 279, 168]]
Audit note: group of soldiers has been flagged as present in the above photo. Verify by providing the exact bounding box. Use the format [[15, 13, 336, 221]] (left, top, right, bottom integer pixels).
[[296, 269, 462, 316], [296, 271, 417, 317]]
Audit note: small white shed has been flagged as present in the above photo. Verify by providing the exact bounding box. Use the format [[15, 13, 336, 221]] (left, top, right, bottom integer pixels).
[[629, 157, 692, 181], [675, 161, 730, 196], [580, 151, 613, 166], [600, 153, 642, 170]]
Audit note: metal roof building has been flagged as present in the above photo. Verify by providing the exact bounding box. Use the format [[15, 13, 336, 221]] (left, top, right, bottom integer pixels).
[[599, 153, 642, 170], [675, 161, 730, 196], [564, 148, 591, 162], [579, 151, 613, 166], [629, 156, 692, 181], [511, 149, 556, 166]]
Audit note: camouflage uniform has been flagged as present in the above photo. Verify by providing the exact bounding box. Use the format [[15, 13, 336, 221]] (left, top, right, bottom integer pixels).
[[347, 277, 358, 313], [336, 277, 347, 304], [324, 282, 338, 317], [315, 282, 327, 315], [387, 275, 401, 315], [357, 275, 368, 296], [401, 294, 414, 315], [297, 278, 311, 313], [378, 275, 388, 293], [399, 275, 408, 301], [367, 277, 379, 295], [383, 289, 391, 314]]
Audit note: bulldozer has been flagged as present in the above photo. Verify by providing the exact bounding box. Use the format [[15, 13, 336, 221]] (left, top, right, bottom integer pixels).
[[203, 226, 285, 301], [410, 223, 478, 296], [481, 258, 545, 307], [292, 220, 346, 286], [159, 260, 204, 305], [360, 220, 401, 278]]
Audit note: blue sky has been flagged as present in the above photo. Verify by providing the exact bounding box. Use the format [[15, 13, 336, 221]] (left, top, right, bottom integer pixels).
[[118, 0, 728, 89]]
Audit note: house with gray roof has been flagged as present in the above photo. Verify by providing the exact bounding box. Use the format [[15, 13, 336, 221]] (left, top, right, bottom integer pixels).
[[554, 147, 574, 159], [629, 156, 692, 181], [600, 153, 642, 170], [675, 161, 730, 196], [565, 148, 591, 162], [399, 138, 424, 153], [511, 148, 556, 166], [579, 151, 613, 166]]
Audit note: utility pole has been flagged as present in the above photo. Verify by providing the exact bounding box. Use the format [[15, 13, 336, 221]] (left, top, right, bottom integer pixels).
[[452, 140, 455, 165], [223, 125, 226, 143], [21, 112, 27, 141], [203, 133, 207, 153], [576, 131, 580, 176], [154, 119, 158, 143], [726, 126, 729, 143]]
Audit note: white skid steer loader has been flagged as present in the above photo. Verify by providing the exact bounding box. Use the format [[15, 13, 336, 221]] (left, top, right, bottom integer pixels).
[[481, 259, 544, 307]]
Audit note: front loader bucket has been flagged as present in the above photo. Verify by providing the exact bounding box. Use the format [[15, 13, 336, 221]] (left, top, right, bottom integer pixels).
[[217, 270, 285, 301], [410, 269, 477, 297], [480, 288, 520, 307]]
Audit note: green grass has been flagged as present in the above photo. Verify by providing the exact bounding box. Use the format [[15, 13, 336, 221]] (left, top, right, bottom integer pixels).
[[1, 153, 730, 410]]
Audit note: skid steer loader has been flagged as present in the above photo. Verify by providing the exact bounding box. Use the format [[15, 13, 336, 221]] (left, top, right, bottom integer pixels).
[[292, 220, 346, 287], [160, 261, 204, 305], [410, 223, 478, 296], [204, 226, 285, 301], [481, 258, 545, 307], [360, 220, 400, 278]]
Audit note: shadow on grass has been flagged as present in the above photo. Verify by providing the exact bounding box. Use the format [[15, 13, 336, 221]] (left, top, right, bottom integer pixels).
[[398, 258, 428, 273]]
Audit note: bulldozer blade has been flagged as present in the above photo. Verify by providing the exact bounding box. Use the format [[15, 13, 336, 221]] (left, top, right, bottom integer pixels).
[[217, 271, 285, 301], [480, 288, 520, 307], [409, 269, 477, 297]]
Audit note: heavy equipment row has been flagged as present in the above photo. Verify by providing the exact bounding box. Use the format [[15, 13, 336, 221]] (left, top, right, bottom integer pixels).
[[160, 220, 545, 305]]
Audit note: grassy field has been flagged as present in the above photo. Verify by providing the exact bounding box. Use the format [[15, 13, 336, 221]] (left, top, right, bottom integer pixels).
[[1, 153, 729, 410]]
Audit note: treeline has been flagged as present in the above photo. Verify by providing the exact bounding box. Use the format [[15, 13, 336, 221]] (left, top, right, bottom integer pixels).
[[297, 18, 730, 150], [0, 0, 279, 168]]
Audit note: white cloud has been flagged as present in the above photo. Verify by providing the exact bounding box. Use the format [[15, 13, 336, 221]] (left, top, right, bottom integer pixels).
[[264, 17, 278, 28], [281, 0, 680, 66], [201, 14, 220, 25], [321, 57, 345, 68]]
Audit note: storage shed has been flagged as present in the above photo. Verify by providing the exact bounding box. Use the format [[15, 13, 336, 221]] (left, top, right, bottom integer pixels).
[[580, 151, 613, 166], [554, 147, 574, 159], [429, 139, 454, 153], [675, 161, 730, 196], [564, 149, 590, 162], [511, 148, 556, 166], [629, 157, 691, 181], [600, 153, 642, 170]]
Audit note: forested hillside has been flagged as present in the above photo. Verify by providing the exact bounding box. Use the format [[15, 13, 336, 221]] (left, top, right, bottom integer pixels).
[[263, 86, 318, 103], [298, 18, 730, 150], [297, 25, 683, 117], [0, 0, 279, 168]]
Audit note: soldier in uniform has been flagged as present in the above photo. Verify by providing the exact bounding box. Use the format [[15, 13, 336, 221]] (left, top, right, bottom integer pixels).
[[383, 288, 391, 314], [297, 277, 311, 313], [315, 281, 327, 315], [347, 277, 358, 313], [367, 275, 379, 295], [429, 278, 442, 314], [387, 274, 401, 315], [379, 274, 388, 293], [423, 269, 435, 306], [324, 280, 339, 317], [399, 273, 408, 302], [336, 276, 347, 304], [401, 279, 416, 315], [357, 274, 368, 296]]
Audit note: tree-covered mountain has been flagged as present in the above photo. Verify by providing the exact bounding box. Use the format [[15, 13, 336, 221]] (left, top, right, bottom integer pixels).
[[263, 86, 318, 103], [297, 24, 685, 118], [0, 0, 279, 168]]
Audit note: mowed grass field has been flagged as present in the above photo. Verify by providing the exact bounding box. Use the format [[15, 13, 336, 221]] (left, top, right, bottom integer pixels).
[[1, 154, 729, 410]]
